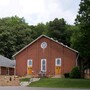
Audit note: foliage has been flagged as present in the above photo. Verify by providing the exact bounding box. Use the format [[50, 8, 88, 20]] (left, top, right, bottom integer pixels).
[[70, 67, 81, 79], [29, 78, 90, 88], [64, 73, 70, 78], [30, 23, 47, 39], [0, 16, 33, 58], [46, 18, 72, 46], [0, 16, 74, 59], [71, 0, 90, 77], [75, 0, 90, 61]]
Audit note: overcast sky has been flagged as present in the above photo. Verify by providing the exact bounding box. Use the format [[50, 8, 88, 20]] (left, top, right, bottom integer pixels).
[[0, 0, 81, 25]]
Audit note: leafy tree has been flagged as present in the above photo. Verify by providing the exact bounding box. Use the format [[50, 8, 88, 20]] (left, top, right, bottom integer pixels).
[[31, 23, 47, 39], [0, 16, 77, 60], [65, 25, 76, 46], [71, 0, 90, 77], [46, 18, 73, 46], [47, 18, 66, 43], [0, 16, 33, 59]]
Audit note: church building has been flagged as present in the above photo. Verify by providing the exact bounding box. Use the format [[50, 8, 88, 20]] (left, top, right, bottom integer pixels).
[[13, 35, 78, 77]]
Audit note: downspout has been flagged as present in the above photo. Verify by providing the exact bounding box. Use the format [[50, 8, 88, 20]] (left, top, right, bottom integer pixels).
[[76, 53, 79, 66], [62, 45, 64, 77]]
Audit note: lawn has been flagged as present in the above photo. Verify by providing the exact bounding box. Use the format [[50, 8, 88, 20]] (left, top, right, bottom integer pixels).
[[20, 78, 30, 82], [28, 78, 90, 88]]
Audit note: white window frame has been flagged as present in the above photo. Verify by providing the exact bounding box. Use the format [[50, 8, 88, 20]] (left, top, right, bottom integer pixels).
[[55, 58, 61, 66], [41, 59, 46, 72], [27, 59, 33, 67], [41, 42, 47, 49]]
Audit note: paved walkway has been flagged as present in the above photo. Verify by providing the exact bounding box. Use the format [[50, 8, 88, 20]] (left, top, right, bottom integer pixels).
[[0, 87, 89, 90], [20, 78, 40, 86]]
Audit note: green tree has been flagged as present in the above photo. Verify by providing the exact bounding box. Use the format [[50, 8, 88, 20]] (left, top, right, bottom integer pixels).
[[31, 23, 47, 39], [0, 16, 33, 59], [65, 25, 76, 46], [46, 18, 72, 46], [71, 0, 90, 77]]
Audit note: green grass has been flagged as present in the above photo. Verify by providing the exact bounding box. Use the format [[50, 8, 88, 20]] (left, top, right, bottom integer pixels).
[[28, 78, 90, 88], [20, 78, 30, 82]]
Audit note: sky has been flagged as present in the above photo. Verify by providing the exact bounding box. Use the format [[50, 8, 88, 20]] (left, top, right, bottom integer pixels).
[[0, 0, 81, 25]]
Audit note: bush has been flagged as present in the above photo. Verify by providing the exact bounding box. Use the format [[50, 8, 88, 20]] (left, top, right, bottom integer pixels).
[[70, 67, 81, 79], [64, 73, 70, 78]]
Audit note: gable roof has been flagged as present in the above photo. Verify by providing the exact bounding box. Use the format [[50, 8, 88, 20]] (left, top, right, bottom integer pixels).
[[0, 55, 15, 68], [13, 35, 78, 58]]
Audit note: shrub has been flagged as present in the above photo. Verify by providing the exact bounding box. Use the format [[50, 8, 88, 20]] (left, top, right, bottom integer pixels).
[[64, 73, 70, 78], [70, 67, 81, 79]]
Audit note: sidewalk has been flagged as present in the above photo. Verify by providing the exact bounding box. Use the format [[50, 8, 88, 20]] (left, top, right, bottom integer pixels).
[[20, 78, 40, 86]]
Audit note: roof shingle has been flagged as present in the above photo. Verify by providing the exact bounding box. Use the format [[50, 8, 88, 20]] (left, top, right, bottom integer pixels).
[[0, 55, 15, 68]]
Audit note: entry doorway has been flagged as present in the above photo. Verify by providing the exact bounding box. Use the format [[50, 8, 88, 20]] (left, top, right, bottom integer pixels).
[[27, 59, 33, 75], [55, 58, 61, 75]]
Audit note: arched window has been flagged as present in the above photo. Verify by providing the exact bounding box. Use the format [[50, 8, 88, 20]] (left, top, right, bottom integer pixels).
[[27, 59, 32, 66], [55, 58, 61, 66], [41, 59, 46, 72]]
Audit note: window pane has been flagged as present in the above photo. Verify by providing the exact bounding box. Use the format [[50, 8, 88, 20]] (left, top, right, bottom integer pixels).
[[42, 66, 45, 70], [41, 59, 46, 71], [42, 60, 45, 65], [56, 58, 61, 66], [57, 59, 60, 65], [29, 60, 32, 66]]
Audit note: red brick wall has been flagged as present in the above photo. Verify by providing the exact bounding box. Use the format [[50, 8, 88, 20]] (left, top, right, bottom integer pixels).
[[15, 48, 27, 76], [15, 36, 77, 76], [63, 47, 76, 74]]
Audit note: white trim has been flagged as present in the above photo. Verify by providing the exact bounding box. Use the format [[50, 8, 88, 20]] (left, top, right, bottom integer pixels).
[[41, 59, 46, 72], [55, 58, 61, 66], [41, 42, 47, 49], [13, 35, 78, 58], [27, 59, 33, 67]]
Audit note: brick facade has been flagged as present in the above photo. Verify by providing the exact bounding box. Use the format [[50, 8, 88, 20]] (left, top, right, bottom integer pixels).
[[14, 35, 78, 77]]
